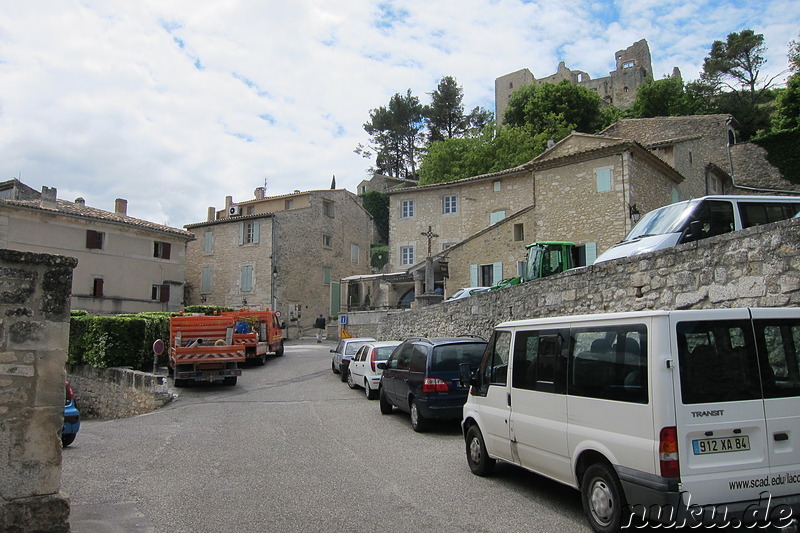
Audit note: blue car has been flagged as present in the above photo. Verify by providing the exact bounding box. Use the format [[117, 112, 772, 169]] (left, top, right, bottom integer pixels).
[[62, 380, 80, 447]]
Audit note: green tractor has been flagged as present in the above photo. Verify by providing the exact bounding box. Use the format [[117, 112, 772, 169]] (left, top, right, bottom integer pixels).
[[490, 241, 575, 290]]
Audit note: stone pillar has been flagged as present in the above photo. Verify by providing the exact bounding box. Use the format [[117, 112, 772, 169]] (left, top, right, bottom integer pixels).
[[0, 249, 76, 533]]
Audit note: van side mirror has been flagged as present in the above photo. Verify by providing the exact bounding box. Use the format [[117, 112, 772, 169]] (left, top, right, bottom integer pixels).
[[280, 321, 286, 329], [377, 362, 387, 370], [459, 362, 475, 387], [682, 220, 703, 242]]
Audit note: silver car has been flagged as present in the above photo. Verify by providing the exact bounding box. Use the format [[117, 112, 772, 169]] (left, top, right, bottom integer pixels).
[[330, 337, 375, 382]]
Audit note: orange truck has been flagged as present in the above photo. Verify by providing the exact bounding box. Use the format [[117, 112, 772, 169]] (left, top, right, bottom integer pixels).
[[221, 310, 286, 366], [169, 315, 245, 387]]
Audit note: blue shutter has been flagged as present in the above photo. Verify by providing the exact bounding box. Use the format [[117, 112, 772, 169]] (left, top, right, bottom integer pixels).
[[585, 242, 597, 265], [241, 265, 253, 292], [493, 262, 503, 285], [238, 223, 244, 245], [469, 264, 479, 287], [252, 220, 260, 244]]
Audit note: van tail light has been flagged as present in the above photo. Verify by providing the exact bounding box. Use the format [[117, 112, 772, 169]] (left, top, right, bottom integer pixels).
[[659, 426, 680, 478], [370, 349, 377, 372], [421, 378, 449, 393]]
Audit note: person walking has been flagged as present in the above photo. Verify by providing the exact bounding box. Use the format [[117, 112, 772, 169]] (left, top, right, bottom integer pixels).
[[314, 314, 326, 343]]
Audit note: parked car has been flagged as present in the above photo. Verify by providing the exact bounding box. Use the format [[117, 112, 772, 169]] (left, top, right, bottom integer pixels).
[[331, 337, 376, 382], [378, 336, 487, 432], [62, 380, 80, 448], [348, 341, 402, 399], [446, 287, 489, 301]]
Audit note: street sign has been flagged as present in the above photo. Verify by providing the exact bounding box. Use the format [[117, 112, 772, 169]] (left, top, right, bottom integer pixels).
[[340, 315, 347, 325]]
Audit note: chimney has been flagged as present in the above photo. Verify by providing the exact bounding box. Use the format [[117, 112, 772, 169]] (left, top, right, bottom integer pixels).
[[225, 195, 233, 208], [115, 198, 128, 216], [254, 187, 265, 199], [74, 197, 86, 207], [207, 206, 215, 222], [40, 186, 57, 209]]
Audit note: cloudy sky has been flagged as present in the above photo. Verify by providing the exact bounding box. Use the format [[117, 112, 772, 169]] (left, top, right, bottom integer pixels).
[[0, 1, 797, 228]]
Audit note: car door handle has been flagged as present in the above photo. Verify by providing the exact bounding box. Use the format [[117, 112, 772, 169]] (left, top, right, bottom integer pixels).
[[507, 392, 511, 407], [775, 432, 789, 442]]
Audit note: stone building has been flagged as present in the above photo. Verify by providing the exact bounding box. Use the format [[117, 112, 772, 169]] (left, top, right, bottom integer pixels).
[[0, 180, 194, 314], [495, 39, 662, 124], [356, 173, 417, 195], [184, 187, 376, 327]]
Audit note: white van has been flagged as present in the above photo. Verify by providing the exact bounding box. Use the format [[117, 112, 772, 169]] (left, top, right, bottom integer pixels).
[[460, 308, 800, 532], [594, 195, 800, 264]]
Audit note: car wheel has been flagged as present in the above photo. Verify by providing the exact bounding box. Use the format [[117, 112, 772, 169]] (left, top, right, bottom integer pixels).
[[581, 462, 627, 533], [347, 370, 357, 389], [379, 387, 393, 414], [332, 360, 340, 374], [410, 399, 428, 432], [339, 366, 348, 382], [173, 378, 186, 388], [365, 380, 378, 400], [275, 342, 284, 357], [61, 433, 76, 448], [257, 353, 267, 366], [466, 425, 495, 476]]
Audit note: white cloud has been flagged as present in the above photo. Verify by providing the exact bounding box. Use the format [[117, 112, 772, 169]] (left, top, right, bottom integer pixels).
[[0, 0, 797, 227]]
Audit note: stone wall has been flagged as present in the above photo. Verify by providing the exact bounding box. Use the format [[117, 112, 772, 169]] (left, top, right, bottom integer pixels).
[[0, 249, 76, 533], [369, 218, 800, 341], [66, 365, 174, 420]]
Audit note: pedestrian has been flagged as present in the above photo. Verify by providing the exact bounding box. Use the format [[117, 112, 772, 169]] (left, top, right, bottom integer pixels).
[[314, 314, 326, 343]]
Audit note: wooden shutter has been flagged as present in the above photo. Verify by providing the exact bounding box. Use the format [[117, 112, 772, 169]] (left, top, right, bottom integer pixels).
[[159, 284, 170, 303]]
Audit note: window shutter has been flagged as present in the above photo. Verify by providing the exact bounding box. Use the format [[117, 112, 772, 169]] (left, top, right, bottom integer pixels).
[[162, 243, 171, 260], [201, 266, 212, 292], [585, 242, 597, 265], [469, 264, 479, 287], [238, 223, 244, 245], [493, 262, 503, 285], [93, 278, 104, 297], [252, 221, 260, 244], [241, 265, 253, 292], [204, 231, 213, 254], [159, 284, 170, 303]]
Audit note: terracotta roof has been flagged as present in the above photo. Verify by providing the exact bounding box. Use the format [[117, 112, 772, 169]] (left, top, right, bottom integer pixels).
[[0, 197, 195, 239]]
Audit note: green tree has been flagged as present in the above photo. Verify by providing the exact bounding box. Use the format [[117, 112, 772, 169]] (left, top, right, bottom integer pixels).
[[789, 32, 800, 74], [359, 190, 390, 244], [773, 74, 800, 131], [358, 90, 425, 179], [628, 76, 693, 117], [503, 80, 605, 133], [701, 30, 783, 139], [426, 76, 493, 143]]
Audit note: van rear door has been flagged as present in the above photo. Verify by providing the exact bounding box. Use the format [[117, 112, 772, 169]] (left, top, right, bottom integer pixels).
[[751, 308, 800, 499], [671, 309, 770, 507]]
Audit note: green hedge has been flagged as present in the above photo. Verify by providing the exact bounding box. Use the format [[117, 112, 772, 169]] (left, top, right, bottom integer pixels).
[[68, 307, 237, 369]]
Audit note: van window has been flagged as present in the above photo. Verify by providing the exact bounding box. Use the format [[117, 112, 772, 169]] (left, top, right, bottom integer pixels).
[[432, 343, 486, 372], [410, 346, 428, 372], [677, 320, 761, 404], [389, 344, 413, 370], [569, 325, 648, 403], [480, 331, 511, 388], [512, 330, 566, 394], [686, 200, 734, 241], [754, 318, 800, 399], [739, 202, 800, 228]]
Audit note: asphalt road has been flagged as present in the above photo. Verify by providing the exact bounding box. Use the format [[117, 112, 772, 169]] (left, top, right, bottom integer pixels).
[[61, 338, 589, 533]]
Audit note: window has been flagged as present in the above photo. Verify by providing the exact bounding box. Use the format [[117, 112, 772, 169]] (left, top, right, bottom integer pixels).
[[472, 262, 502, 286], [739, 202, 800, 228], [246, 206, 255, 215], [400, 246, 414, 266], [239, 221, 260, 245], [241, 265, 253, 292], [513, 223, 524, 242], [203, 231, 213, 254], [671, 187, 680, 203], [401, 200, 414, 218], [575, 243, 597, 267], [323, 268, 331, 285], [443, 195, 457, 214], [201, 266, 212, 292], [351, 243, 360, 264], [595, 168, 612, 192], [285, 199, 294, 210], [754, 318, 800, 399], [92, 278, 104, 297], [153, 241, 171, 259], [323, 200, 334, 218], [86, 229, 104, 249], [151, 284, 170, 303], [623, 61, 635, 68], [493, 180, 501, 192], [410, 346, 428, 372], [323, 234, 332, 248], [481, 331, 511, 390], [517, 261, 526, 277], [569, 324, 648, 403], [489, 211, 506, 225], [512, 330, 565, 393]]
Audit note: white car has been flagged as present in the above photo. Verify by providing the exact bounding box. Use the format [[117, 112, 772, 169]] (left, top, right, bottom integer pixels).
[[347, 341, 401, 399], [447, 287, 489, 301]]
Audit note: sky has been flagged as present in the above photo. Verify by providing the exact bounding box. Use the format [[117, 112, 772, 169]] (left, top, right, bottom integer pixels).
[[0, 1, 797, 229]]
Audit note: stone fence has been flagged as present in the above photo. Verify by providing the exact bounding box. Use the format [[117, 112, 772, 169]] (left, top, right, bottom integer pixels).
[[345, 217, 800, 341], [66, 365, 175, 420]]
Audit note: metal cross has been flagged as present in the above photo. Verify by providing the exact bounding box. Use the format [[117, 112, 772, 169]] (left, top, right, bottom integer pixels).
[[421, 226, 439, 258]]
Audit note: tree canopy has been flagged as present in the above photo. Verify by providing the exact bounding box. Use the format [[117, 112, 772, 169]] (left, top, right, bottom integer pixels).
[[503, 80, 605, 133]]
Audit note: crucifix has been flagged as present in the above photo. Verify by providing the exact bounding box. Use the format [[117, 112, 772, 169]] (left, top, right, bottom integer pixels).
[[421, 225, 439, 259]]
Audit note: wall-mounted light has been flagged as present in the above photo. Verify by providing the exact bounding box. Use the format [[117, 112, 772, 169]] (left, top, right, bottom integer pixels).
[[272, 266, 278, 279], [242, 298, 248, 306], [629, 204, 641, 224], [200, 294, 207, 303]]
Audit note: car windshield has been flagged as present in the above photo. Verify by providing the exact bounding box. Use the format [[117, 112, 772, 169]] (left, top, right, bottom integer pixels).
[[625, 200, 700, 241], [375, 346, 397, 359], [431, 343, 487, 371]]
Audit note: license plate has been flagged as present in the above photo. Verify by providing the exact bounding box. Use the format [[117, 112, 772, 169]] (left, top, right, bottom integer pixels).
[[692, 435, 751, 455]]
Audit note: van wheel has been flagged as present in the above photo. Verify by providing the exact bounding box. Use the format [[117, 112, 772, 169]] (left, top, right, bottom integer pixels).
[[410, 400, 428, 432], [466, 425, 495, 476], [581, 462, 627, 533], [379, 388, 393, 414]]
